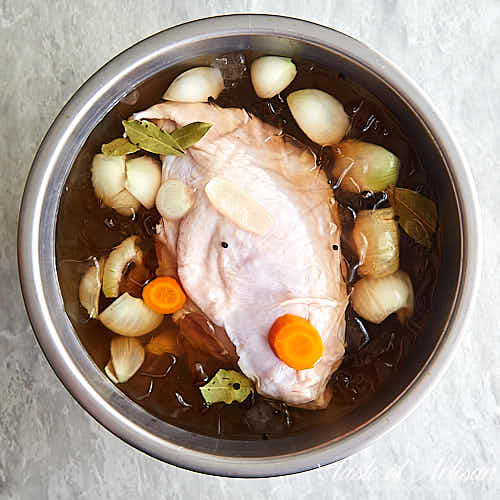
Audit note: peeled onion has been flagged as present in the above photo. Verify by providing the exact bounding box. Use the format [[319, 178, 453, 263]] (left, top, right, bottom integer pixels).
[[332, 140, 400, 193], [205, 177, 274, 235], [102, 236, 143, 298], [287, 89, 349, 145], [79, 257, 105, 318], [250, 56, 297, 98], [91, 154, 141, 215], [109, 189, 140, 216], [125, 156, 162, 209], [99, 293, 164, 336], [163, 67, 224, 103], [351, 270, 414, 324], [155, 179, 194, 220], [353, 208, 399, 278], [91, 154, 126, 205], [108, 336, 145, 383]]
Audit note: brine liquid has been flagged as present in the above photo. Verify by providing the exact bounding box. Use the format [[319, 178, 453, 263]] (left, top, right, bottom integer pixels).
[[56, 52, 440, 440]]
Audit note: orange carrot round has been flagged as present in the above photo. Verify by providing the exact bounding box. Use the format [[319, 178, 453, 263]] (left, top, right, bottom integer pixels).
[[142, 277, 186, 314], [268, 314, 324, 370]]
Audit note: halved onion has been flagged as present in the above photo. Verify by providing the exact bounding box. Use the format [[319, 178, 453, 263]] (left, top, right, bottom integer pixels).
[[353, 208, 399, 278], [125, 156, 162, 209], [91, 154, 126, 205], [109, 189, 141, 216], [79, 257, 105, 318], [102, 236, 143, 298], [250, 56, 297, 98], [108, 336, 145, 383], [91, 154, 141, 215], [99, 293, 164, 336], [205, 177, 273, 235], [287, 89, 349, 145], [351, 270, 414, 324], [163, 67, 224, 103], [155, 179, 194, 220], [332, 140, 400, 193]]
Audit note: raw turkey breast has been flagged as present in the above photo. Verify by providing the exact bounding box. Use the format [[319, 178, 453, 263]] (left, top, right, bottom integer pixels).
[[134, 102, 348, 407]]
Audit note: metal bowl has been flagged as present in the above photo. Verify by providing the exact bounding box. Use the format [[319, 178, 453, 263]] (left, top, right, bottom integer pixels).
[[18, 14, 481, 477]]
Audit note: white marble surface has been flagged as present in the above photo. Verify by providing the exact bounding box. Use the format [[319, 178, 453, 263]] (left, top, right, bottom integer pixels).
[[1, 0, 499, 498]]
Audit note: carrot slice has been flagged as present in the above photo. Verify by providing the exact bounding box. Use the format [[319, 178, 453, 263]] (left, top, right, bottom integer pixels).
[[268, 314, 324, 370], [142, 277, 186, 314]]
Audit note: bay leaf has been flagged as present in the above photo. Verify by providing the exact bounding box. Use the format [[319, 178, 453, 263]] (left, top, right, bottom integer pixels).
[[122, 120, 184, 156], [171, 122, 212, 149], [199, 369, 253, 406], [388, 187, 437, 248], [101, 137, 139, 156]]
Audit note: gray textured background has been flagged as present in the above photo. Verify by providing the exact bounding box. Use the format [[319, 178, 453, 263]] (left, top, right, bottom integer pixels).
[[1, 1, 499, 499]]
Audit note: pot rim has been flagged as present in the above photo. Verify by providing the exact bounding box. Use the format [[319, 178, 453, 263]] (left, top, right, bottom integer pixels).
[[18, 14, 482, 477]]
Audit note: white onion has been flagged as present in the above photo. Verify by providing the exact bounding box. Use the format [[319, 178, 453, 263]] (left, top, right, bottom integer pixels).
[[287, 89, 349, 145], [109, 189, 141, 216], [99, 293, 164, 336], [125, 156, 162, 209], [351, 270, 414, 324], [250, 56, 297, 98], [91, 154, 126, 205], [353, 208, 399, 278], [78, 257, 105, 318], [91, 154, 141, 215], [163, 67, 224, 103], [332, 140, 400, 193], [155, 179, 194, 220], [109, 336, 145, 383], [205, 177, 274, 235], [102, 236, 143, 298]]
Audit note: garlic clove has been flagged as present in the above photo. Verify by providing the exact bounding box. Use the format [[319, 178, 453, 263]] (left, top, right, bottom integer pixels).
[[205, 177, 274, 235], [250, 56, 297, 98], [91, 154, 126, 206], [332, 140, 400, 193], [125, 156, 162, 209], [79, 257, 106, 318], [155, 179, 195, 220], [351, 270, 414, 324], [287, 89, 349, 145], [109, 336, 145, 383], [353, 208, 399, 278], [163, 67, 224, 103], [99, 293, 164, 336], [102, 236, 143, 298]]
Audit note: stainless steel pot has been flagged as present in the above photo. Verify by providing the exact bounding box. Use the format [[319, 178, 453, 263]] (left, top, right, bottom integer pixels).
[[18, 14, 481, 477]]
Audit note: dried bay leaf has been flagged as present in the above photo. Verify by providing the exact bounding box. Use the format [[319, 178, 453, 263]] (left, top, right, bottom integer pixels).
[[171, 122, 212, 149], [123, 120, 184, 156], [388, 187, 437, 248], [199, 369, 253, 406], [101, 137, 139, 156]]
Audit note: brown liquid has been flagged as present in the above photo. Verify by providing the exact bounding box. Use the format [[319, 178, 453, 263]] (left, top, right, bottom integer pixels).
[[56, 52, 440, 440]]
